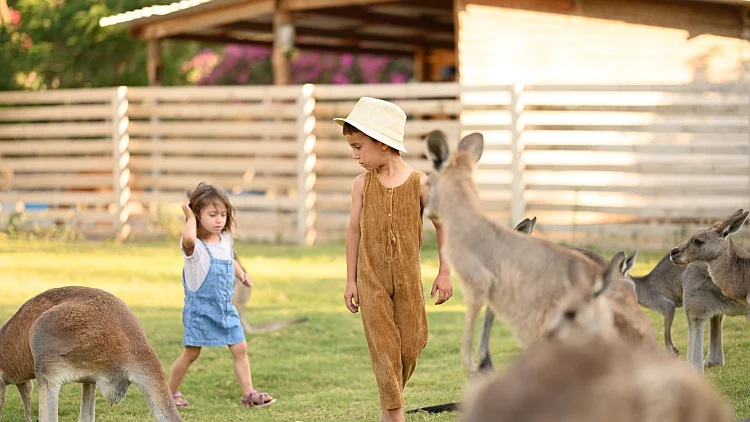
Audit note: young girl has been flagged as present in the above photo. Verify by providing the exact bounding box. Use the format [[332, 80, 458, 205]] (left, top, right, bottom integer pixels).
[[335, 97, 454, 422], [167, 182, 275, 409]]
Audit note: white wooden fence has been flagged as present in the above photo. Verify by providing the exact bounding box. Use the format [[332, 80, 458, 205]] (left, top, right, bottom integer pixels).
[[1, 82, 748, 249]]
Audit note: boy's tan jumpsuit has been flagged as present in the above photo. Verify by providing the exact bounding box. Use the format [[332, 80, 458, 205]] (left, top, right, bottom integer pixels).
[[357, 170, 429, 410]]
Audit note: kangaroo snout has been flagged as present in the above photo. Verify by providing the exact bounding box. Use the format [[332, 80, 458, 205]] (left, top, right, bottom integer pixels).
[[669, 247, 686, 264]]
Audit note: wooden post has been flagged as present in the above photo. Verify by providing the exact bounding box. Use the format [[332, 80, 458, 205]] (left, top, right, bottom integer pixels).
[[147, 39, 163, 86], [414, 48, 425, 81], [273, 11, 293, 85], [296, 84, 316, 245], [509, 82, 526, 226], [111, 86, 131, 240]]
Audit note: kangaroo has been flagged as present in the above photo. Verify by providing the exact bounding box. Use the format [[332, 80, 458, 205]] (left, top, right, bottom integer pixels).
[[0, 286, 182, 422], [477, 245, 640, 371], [482, 242, 750, 372], [670, 208, 750, 371], [460, 337, 732, 422], [546, 251, 658, 350], [423, 130, 629, 376]]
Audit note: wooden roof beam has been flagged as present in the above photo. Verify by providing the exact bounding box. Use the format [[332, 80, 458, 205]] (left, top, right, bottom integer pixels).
[[278, 0, 399, 11], [168, 33, 415, 56], [220, 21, 454, 48], [132, 0, 274, 40], [309, 6, 454, 33]]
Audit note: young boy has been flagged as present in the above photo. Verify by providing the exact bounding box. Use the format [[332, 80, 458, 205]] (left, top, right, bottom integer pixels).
[[335, 97, 453, 422]]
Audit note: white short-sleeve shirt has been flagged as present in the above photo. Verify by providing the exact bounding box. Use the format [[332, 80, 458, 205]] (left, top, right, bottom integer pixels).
[[181, 232, 233, 292]]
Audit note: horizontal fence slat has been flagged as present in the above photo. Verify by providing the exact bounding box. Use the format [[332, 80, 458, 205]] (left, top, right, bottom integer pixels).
[[0, 157, 113, 172], [128, 157, 297, 174], [0, 174, 113, 189], [128, 121, 297, 137], [0, 192, 113, 205], [0, 105, 112, 121], [128, 103, 298, 119], [128, 139, 298, 155], [127, 85, 301, 101], [0, 140, 112, 155], [0, 88, 114, 104], [0, 122, 112, 138]]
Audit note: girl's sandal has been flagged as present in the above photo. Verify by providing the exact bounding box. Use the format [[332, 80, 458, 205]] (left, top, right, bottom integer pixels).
[[242, 390, 276, 408], [173, 392, 189, 408]]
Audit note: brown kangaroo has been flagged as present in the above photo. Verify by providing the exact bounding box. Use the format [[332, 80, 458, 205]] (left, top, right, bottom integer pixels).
[[423, 130, 633, 376], [0, 286, 182, 422]]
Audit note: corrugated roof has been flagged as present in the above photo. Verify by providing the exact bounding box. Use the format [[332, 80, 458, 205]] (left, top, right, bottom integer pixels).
[[99, 0, 246, 28]]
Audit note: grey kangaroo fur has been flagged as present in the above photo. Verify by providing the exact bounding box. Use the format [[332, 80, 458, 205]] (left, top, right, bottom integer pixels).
[[423, 130, 632, 375], [670, 209, 750, 372], [461, 337, 732, 422], [0, 286, 182, 422], [184, 188, 308, 334], [480, 239, 750, 373], [476, 232, 639, 371]]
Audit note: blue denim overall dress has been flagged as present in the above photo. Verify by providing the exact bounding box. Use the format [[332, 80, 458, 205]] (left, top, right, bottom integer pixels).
[[182, 237, 245, 347]]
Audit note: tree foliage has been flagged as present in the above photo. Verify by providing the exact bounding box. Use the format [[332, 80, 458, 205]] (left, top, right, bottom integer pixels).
[[0, 0, 209, 90]]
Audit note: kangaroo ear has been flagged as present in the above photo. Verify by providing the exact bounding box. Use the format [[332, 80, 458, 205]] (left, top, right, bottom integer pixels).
[[720, 210, 749, 238], [426, 130, 451, 170], [593, 251, 626, 297], [622, 250, 638, 276], [458, 132, 484, 163], [513, 216, 537, 235]]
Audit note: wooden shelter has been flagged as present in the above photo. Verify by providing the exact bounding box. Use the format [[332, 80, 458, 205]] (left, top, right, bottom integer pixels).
[[99, 0, 457, 85], [100, 0, 750, 85]]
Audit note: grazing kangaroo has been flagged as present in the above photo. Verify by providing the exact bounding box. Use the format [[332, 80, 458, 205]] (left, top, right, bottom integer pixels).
[[424, 130, 630, 376], [460, 337, 731, 422], [670, 208, 750, 370], [0, 286, 182, 422]]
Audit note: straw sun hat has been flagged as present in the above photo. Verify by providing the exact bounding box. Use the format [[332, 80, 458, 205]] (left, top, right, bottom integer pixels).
[[333, 97, 408, 153]]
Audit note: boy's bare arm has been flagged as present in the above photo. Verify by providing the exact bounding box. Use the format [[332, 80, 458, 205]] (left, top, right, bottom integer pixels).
[[345, 174, 365, 313], [420, 175, 453, 304]]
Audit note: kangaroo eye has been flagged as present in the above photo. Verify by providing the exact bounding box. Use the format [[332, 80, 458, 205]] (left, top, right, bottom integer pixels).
[[693, 239, 704, 246], [564, 310, 576, 320]]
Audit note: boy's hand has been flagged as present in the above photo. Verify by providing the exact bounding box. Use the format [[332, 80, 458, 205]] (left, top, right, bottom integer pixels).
[[238, 273, 253, 288], [182, 203, 195, 220], [431, 273, 453, 305], [344, 281, 359, 313]]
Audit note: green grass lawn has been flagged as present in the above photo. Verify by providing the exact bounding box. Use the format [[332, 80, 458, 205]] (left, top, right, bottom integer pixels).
[[1, 239, 749, 421]]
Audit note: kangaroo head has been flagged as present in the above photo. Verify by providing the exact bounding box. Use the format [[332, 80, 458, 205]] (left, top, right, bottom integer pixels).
[[670, 209, 748, 265], [424, 130, 484, 220], [546, 251, 626, 342]]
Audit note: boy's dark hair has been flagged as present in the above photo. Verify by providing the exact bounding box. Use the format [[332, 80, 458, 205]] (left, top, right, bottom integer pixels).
[[343, 122, 398, 153], [343, 122, 367, 137], [188, 182, 236, 235]]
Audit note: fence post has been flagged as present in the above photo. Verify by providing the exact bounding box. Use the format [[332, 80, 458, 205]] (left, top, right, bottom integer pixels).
[[111, 86, 131, 240], [297, 84, 317, 245], [509, 82, 526, 225]]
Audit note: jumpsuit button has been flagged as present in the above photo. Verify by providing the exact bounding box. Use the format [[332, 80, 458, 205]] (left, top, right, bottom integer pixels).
[[388, 213, 391, 217], [388, 189, 392, 193], [392, 237, 396, 242]]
